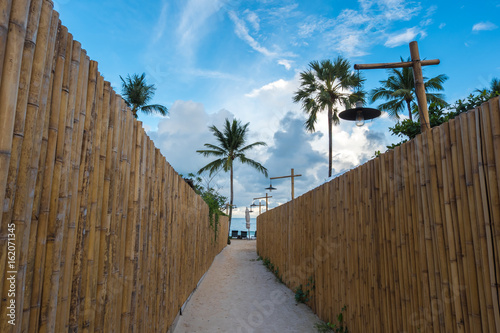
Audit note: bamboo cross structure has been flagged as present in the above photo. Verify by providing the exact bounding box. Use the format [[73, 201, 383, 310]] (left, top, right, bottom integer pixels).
[[354, 41, 440, 133], [253, 193, 272, 212], [224, 203, 237, 215], [251, 201, 265, 214], [270, 168, 302, 200]]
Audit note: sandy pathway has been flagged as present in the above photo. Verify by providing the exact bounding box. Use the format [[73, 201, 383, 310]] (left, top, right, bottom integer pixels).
[[173, 240, 320, 333]]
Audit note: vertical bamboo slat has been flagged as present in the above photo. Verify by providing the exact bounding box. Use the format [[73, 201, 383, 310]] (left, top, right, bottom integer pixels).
[[0, 0, 32, 312], [0, 0, 32, 231]]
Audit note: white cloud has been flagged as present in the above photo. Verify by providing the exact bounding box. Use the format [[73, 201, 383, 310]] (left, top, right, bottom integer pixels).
[[244, 9, 260, 31], [278, 59, 292, 70], [245, 79, 290, 98], [384, 27, 423, 47], [152, 2, 169, 43], [304, 0, 425, 57], [149, 100, 233, 173], [228, 10, 277, 57], [439, 23, 446, 29], [177, 0, 224, 51], [472, 21, 498, 32]]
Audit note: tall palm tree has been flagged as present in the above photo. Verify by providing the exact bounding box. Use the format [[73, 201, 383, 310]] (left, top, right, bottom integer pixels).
[[120, 73, 168, 118], [293, 57, 361, 178], [197, 119, 268, 241], [369, 57, 448, 121], [490, 78, 500, 95]]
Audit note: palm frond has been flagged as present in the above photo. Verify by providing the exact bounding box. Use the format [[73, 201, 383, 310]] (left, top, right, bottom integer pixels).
[[425, 74, 448, 91], [370, 87, 394, 103], [197, 158, 227, 176], [239, 141, 267, 153], [141, 104, 168, 116], [202, 143, 226, 153], [196, 148, 226, 158], [377, 99, 406, 119], [236, 154, 268, 177]]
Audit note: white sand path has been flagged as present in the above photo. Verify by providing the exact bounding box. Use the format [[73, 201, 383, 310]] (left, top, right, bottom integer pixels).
[[172, 240, 320, 333]]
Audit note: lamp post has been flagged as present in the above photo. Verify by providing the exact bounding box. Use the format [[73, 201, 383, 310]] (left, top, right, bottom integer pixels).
[[269, 168, 302, 200], [224, 203, 237, 215], [253, 193, 272, 212], [251, 201, 265, 214], [353, 41, 440, 133]]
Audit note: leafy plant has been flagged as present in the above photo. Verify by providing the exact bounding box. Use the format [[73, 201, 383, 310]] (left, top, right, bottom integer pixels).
[[261, 257, 283, 283], [294, 284, 310, 303], [295, 276, 315, 303], [386, 84, 500, 149], [314, 305, 349, 333], [182, 172, 227, 242]]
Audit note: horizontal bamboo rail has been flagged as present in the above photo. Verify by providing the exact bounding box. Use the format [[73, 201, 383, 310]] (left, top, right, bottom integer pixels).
[[0, 1, 228, 331], [258, 97, 500, 332]]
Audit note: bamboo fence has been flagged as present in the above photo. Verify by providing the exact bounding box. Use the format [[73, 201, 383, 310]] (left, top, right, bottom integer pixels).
[[258, 97, 500, 332], [0, 1, 228, 332]]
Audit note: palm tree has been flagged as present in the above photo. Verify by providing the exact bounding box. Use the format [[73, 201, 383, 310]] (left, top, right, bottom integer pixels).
[[490, 78, 500, 95], [120, 73, 168, 118], [197, 119, 268, 241], [369, 57, 448, 121], [293, 57, 361, 178]]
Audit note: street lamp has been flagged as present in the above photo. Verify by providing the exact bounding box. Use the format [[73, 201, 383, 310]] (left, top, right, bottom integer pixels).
[[265, 181, 277, 191], [339, 101, 381, 127]]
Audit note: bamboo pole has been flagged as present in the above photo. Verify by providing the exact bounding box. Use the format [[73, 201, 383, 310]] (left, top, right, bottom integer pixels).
[[462, 111, 489, 331], [455, 114, 481, 329], [103, 94, 123, 332], [79, 73, 103, 333], [55, 46, 89, 333], [0, 0, 31, 231], [0, 0, 14, 80], [486, 97, 500, 322], [28, 16, 61, 332], [469, 109, 496, 331], [68, 59, 98, 332], [409, 41, 431, 133], [94, 80, 113, 332], [439, 123, 466, 331], [49, 37, 80, 332], [1, 0, 42, 229], [22, 6, 59, 332], [30, 24, 68, 333], [0, 1, 43, 329], [40, 30, 74, 333], [448, 118, 471, 331], [354, 59, 439, 70], [479, 101, 500, 330]]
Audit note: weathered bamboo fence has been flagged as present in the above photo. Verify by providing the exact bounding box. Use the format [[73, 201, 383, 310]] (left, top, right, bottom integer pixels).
[[258, 97, 500, 332], [0, 1, 228, 331]]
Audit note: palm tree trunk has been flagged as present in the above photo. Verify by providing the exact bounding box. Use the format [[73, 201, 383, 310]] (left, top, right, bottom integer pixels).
[[406, 100, 413, 121], [327, 105, 333, 178], [228, 163, 233, 244]]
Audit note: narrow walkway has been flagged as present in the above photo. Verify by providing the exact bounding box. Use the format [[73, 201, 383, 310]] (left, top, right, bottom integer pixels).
[[173, 240, 320, 333]]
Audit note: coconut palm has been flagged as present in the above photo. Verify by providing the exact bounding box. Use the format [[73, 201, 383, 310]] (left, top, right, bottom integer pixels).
[[197, 119, 268, 241], [293, 57, 361, 178], [120, 73, 168, 118], [369, 57, 448, 121], [490, 78, 500, 94]]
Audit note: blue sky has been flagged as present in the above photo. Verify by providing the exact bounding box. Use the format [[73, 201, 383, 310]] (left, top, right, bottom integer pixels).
[[55, 0, 500, 217]]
